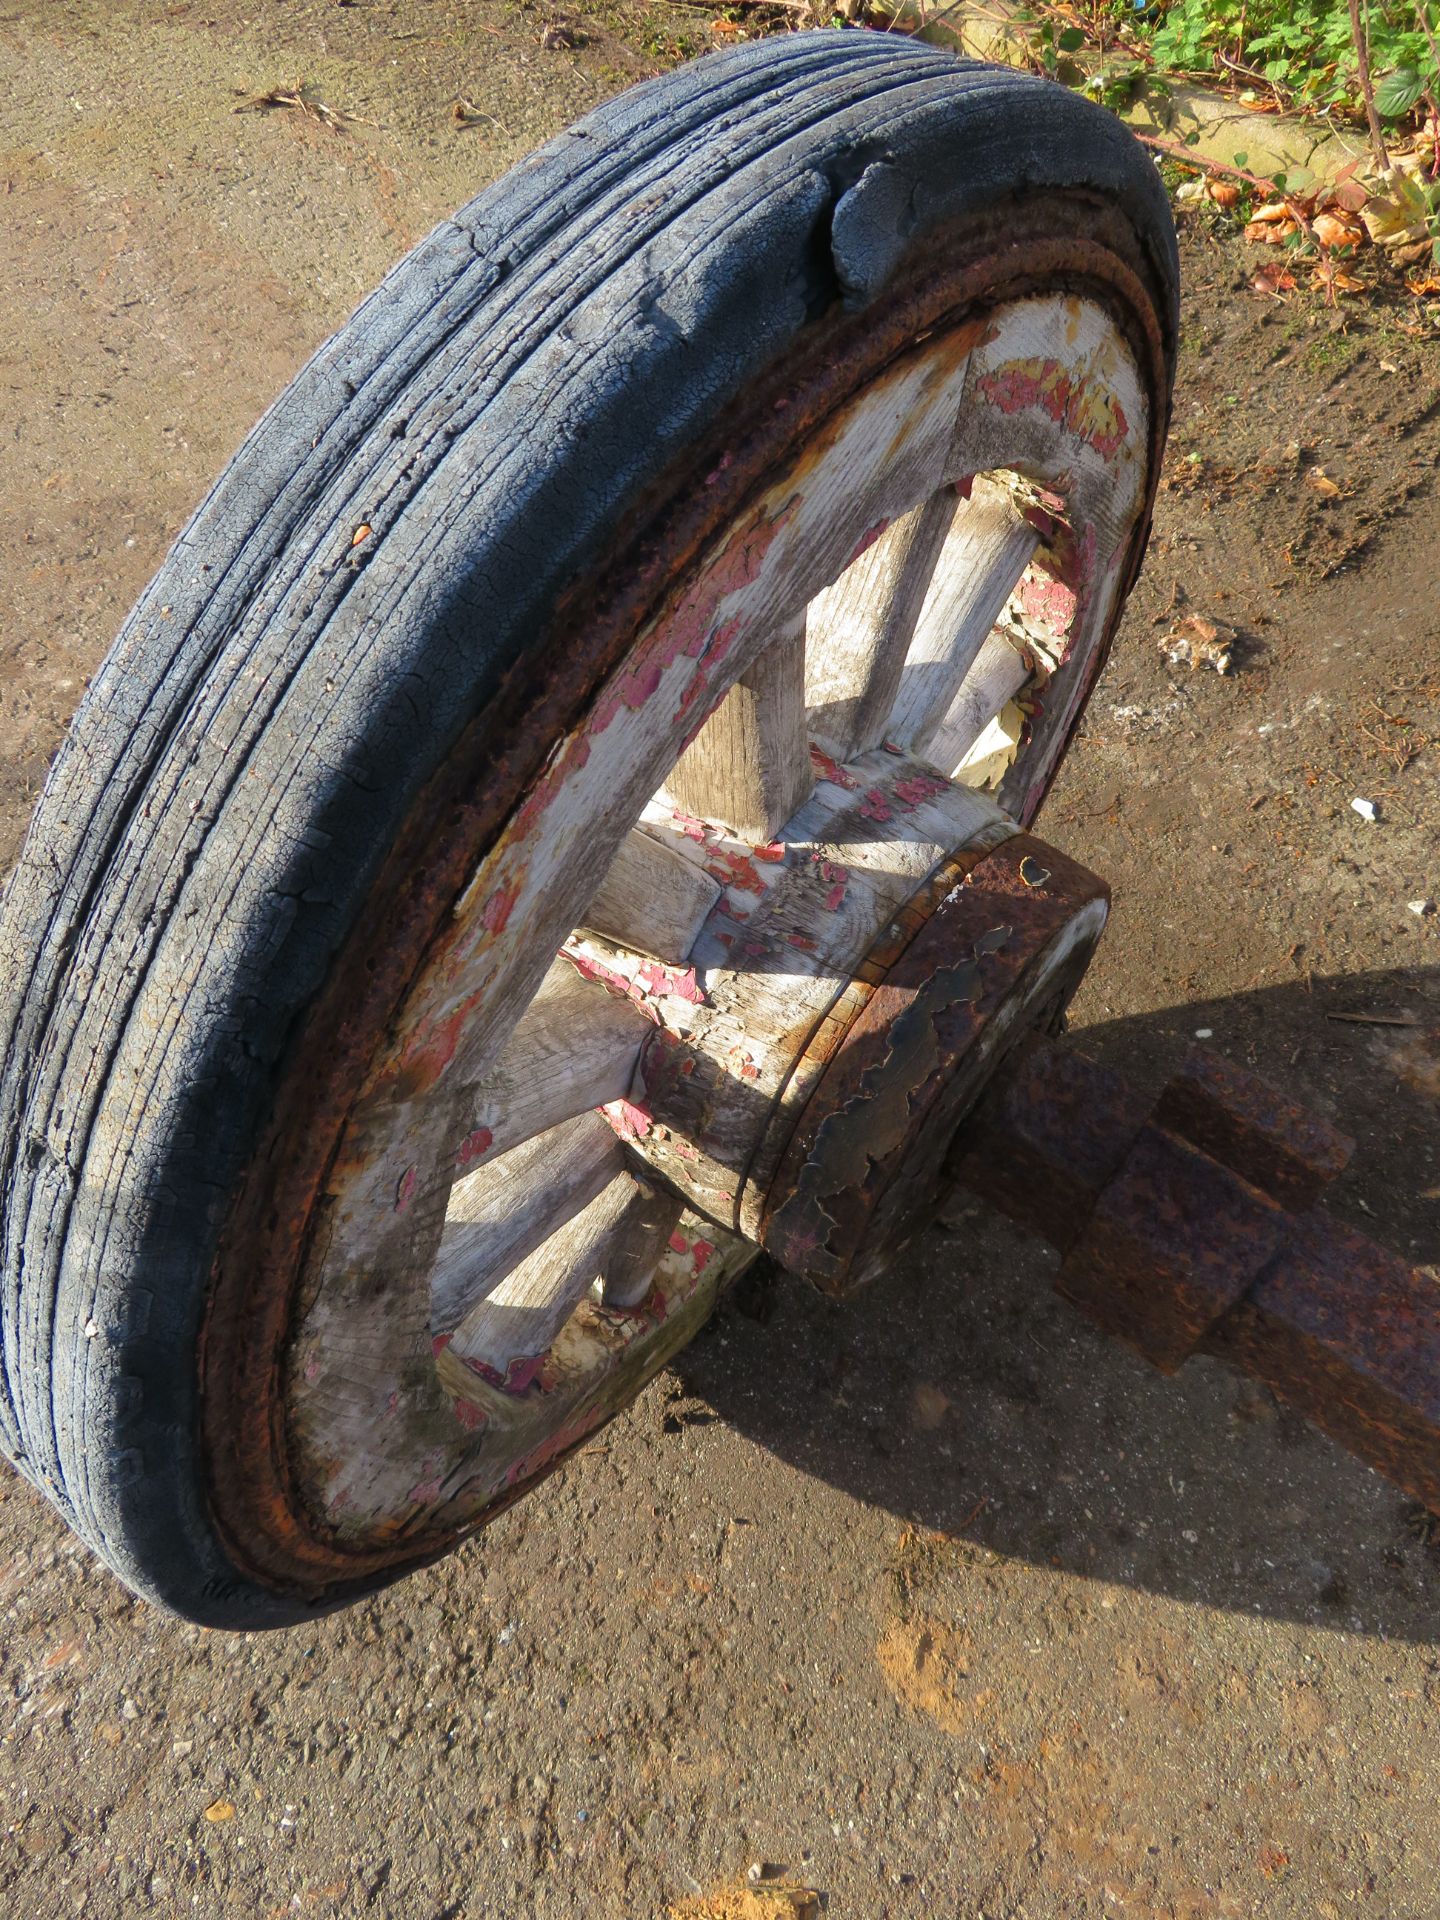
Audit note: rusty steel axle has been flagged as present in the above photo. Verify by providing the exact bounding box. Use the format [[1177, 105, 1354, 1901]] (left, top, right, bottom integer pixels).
[[950, 1035, 1440, 1514]]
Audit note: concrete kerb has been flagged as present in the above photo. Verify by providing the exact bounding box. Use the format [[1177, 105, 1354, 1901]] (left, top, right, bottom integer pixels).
[[913, 5, 1370, 191]]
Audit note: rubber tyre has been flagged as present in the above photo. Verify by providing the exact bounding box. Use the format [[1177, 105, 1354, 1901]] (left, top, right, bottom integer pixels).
[[0, 33, 1177, 1626]]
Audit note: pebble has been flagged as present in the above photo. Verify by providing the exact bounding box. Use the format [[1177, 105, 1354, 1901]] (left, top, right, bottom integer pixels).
[[1408, 900, 1434, 918]]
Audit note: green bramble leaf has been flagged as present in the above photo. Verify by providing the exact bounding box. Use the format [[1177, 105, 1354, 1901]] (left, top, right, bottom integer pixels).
[[1375, 68, 1425, 119]]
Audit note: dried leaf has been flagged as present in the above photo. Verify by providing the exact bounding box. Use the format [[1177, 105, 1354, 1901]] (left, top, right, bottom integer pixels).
[[1359, 167, 1431, 248], [1251, 262, 1297, 296], [1159, 611, 1235, 674], [1207, 180, 1242, 209], [1248, 200, 1295, 225], [1314, 261, 1365, 294], [1306, 466, 1343, 499], [1245, 215, 1297, 246], [203, 1799, 236, 1823], [1312, 209, 1365, 251]]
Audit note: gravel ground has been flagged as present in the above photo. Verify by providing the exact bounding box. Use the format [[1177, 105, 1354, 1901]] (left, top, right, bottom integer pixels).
[[0, 5, 1437, 1916]]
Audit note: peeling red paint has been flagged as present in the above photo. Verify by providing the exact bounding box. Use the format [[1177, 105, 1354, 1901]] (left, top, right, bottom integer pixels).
[[635, 960, 705, 1005], [394, 1164, 419, 1213], [754, 841, 785, 864], [809, 744, 861, 789], [859, 789, 892, 823], [590, 503, 794, 742], [893, 773, 950, 810], [953, 474, 975, 501], [456, 1125, 494, 1168], [604, 1098, 654, 1142], [668, 1230, 689, 1255], [671, 809, 712, 844], [1018, 572, 1078, 638], [787, 932, 818, 952], [566, 948, 662, 1024], [978, 359, 1131, 462], [453, 1396, 487, 1432], [691, 1240, 715, 1273], [824, 882, 847, 913], [467, 1350, 548, 1396], [705, 847, 769, 895], [847, 518, 889, 565], [479, 882, 517, 937], [432, 1332, 452, 1358]]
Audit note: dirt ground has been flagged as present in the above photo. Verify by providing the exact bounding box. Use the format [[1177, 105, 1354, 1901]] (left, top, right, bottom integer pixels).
[[1, 4, 1438, 1916]]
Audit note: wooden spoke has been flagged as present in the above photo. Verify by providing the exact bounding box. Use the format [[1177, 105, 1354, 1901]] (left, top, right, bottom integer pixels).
[[664, 614, 812, 841], [598, 1174, 685, 1310], [466, 957, 651, 1162], [885, 480, 1041, 759], [928, 632, 1034, 781], [433, 1113, 623, 1333], [447, 1169, 670, 1389], [804, 488, 959, 760], [579, 825, 722, 964]]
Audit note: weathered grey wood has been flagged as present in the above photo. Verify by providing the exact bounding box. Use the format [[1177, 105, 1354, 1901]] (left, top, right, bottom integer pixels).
[[599, 1174, 685, 1309], [467, 957, 651, 1161], [664, 614, 812, 840], [434, 1113, 622, 1332], [804, 488, 959, 760], [929, 632, 1034, 779], [579, 826, 722, 964], [887, 481, 1040, 759], [449, 1170, 659, 1385]]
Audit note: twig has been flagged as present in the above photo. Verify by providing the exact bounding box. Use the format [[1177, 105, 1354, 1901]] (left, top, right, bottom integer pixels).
[[1346, 0, 1389, 170], [1326, 1010, 1423, 1026], [1419, 0, 1440, 82], [1132, 132, 1322, 244]]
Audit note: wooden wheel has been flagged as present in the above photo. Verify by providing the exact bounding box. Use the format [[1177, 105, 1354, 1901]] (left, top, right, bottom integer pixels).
[[0, 35, 1176, 1624]]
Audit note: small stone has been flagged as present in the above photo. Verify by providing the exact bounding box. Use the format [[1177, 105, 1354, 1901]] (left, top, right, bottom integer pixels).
[[1195, 1028, 1213, 1040], [1408, 900, 1434, 918], [120, 1697, 140, 1721]]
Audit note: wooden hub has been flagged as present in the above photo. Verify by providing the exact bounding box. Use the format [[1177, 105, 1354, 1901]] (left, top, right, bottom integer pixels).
[[616, 775, 1108, 1294]]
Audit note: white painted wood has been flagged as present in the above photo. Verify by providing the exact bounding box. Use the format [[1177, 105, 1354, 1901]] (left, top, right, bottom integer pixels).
[[449, 1171, 653, 1385], [579, 826, 722, 964], [433, 1113, 622, 1333], [804, 488, 959, 760], [887, 480, 1040, 759], [465, 957, 652, 1162], [929, 633, 1034, 779], [665, 614, 811, 840]]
